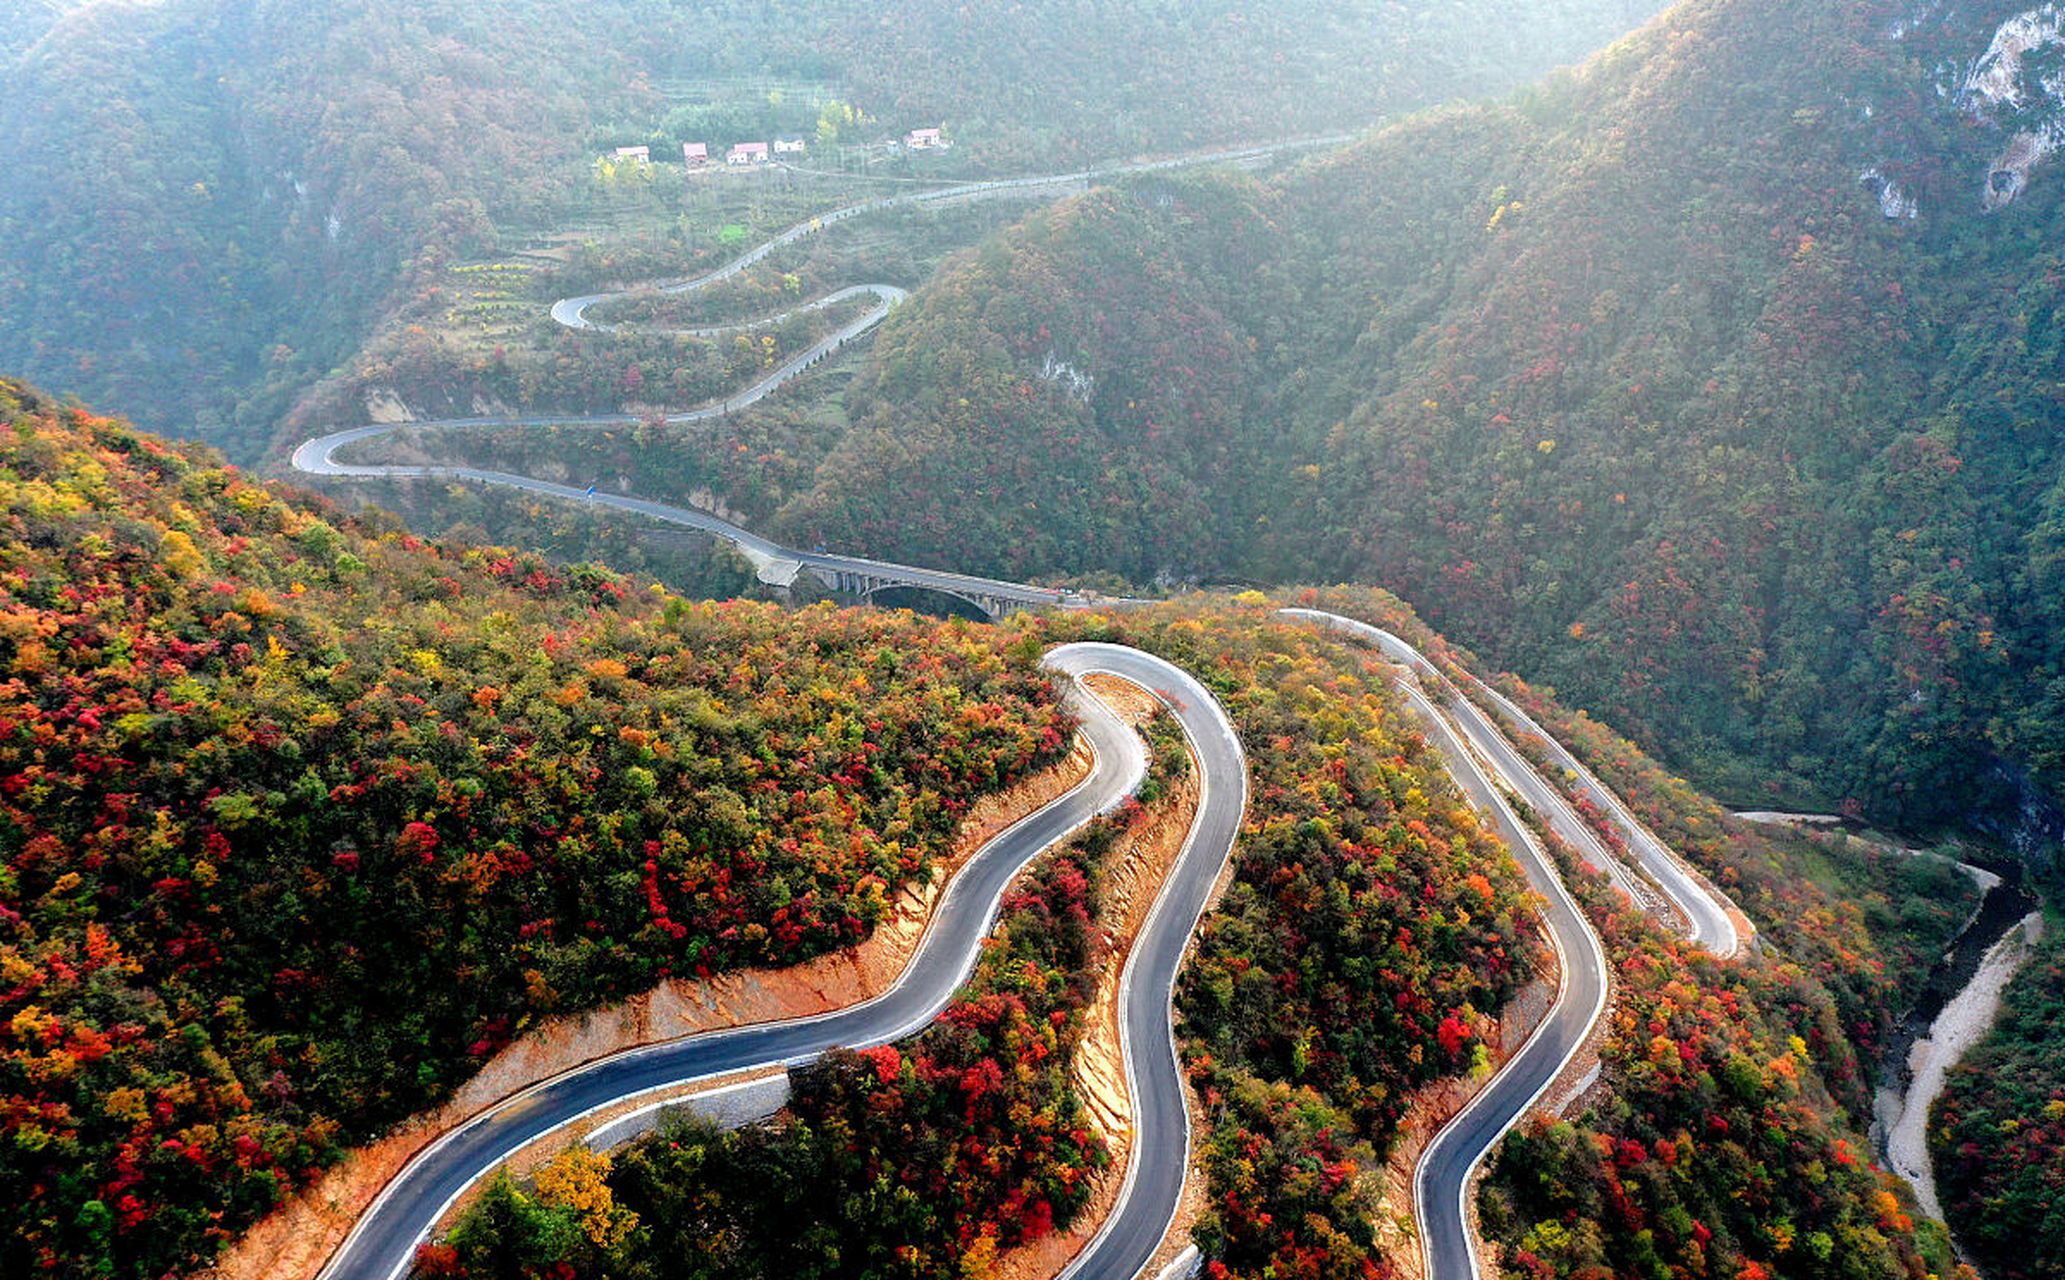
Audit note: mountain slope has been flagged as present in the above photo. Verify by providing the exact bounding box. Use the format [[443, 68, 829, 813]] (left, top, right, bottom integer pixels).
[[0, 377, 1981, 1280], [785, 0, 2065, 849], [0, 0, 1666, 462], [0, 378, 1072, 1277], [0, 0, 87, 60], [0, 0, 627, 458]]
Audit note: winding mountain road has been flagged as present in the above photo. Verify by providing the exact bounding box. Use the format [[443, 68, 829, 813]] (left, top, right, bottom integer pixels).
[[548, 136, 1351, 335], [321, 645, 1245, 1280], [1280, 609, 1745, 1280], [1460, 674, 1743, 956], [293, 133, 1744, 1280], [1054, 650, 1248, 1280], [1280, 611, 1742, 957], [297, 135, 1353, 615]]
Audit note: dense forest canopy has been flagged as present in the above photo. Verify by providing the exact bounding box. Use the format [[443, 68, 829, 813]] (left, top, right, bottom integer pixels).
[[784, 0, 2065, 857], [1932, 909, 2065, 1280], [0, 0, 1666, 461], [11, 1, 2065, 1276], [0, 0, 85, 60], [0, 374, 1981, 1280], [398, 586, 1977, 1280], [0, 377, 1073, 1276]]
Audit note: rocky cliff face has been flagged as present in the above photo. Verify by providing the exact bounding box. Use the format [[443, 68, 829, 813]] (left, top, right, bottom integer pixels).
[[1871, 3, 2065, 213], [1961, 5, 2065, 208]]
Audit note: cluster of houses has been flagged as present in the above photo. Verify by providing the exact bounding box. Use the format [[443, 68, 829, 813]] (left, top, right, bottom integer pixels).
[[630, 138, 811, 168], [605, 127, 946, 173]]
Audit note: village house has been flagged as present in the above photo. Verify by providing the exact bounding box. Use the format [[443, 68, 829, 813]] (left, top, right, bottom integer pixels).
[[612, 145, 650, 163], [726, 141, 770, 166], [773, 137, 807, 156], [682, 142, 709, 168], [904, 127, 945, 150]]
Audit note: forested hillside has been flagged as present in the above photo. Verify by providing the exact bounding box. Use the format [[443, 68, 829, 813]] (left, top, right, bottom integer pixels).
[[0, 0, 1662, 462], [0, 379, 1072, 1277], [0, 0, 84, 60], [787, 0, 2065, 854], [1931, 911, 2065, 1280], [397, 591, 1976, 1280], [423, 831, 1129, 1279], [0, 376, 1983, 1279], [0, 1, 642, 459]]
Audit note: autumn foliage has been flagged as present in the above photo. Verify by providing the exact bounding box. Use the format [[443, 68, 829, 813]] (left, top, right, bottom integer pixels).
[[0, 380, 1068, 1277], [1482, 850, 1962, 1280], [1931, 913, 2065, 1280], [419, 818, 1121, 1279], [787, 0, 2065, 856], [1035, 602, 1545, 1276], [423, 599, 1551, 1278]]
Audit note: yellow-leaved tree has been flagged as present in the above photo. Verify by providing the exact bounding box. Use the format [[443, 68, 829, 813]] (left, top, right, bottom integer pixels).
[[533, 1146, 638, 1250]]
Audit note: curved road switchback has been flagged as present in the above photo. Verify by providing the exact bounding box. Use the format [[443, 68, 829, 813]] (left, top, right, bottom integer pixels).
[[1280, 610, 1610, 1280], [320, 647, 1245, 1280], [1280, 611, 1742, 958], [283, 129, 1706, 1280], [1049, 648, 1248, 1280], [321, 656, 1140, 1280], [295, 134, 1357, 613], [1461, 675, 1744, 956], [547, 132, 1351, 333]]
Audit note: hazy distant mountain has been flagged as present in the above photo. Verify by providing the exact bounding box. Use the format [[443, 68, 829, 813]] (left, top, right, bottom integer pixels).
[[0, 0, 88, 60], [0, 0, 1664, 460]]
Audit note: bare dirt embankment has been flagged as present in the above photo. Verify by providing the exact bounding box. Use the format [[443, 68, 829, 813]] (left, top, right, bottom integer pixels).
[[1379, 958, 1560, 1280], [994, 673, 1214, 1280], [203, 740, 1094, 1280]]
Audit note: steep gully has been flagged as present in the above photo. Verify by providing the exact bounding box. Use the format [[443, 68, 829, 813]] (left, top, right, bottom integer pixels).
[[1734, 815, 2042, 1235], [292, 142, 1743, 1280], [1876, 895, 2040, 1227]]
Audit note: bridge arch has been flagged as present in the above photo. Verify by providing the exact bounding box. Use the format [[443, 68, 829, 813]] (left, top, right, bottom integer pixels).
[[862, 582, 996, 623]]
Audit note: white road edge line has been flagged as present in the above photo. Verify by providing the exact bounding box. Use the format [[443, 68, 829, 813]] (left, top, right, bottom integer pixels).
[[321, 666, 1148, 1280], [1053, 662, 1248, 1280], [1284, 611, 1615, 1280]]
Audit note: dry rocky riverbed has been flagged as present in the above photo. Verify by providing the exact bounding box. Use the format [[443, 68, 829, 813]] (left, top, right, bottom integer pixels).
[[1877, 909, 2045, 1222], [1735, 814, 2043, 1232]]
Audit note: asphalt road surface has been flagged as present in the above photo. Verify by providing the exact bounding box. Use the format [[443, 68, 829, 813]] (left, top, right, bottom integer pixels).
[[1049, 646, 1247, 1280], [286, 131, 1744, 1280], [1461, 675, 1743, 956], [295, 410, 1082, 615], [1279, 610, 1610, 1280], [323, 654, 1145, 1280], [1281, 608, 1757, 1279], [320, 645, 1246, 1280], [293, 135, 1353, 611]]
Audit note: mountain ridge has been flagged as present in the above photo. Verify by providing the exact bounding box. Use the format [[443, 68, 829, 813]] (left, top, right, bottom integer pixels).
[[782, 0, 2065, 852], [0, 0, 1668, 461]]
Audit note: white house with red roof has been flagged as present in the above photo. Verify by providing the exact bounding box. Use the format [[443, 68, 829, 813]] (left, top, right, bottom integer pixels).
[[726, 141, 770, 166], [904, 127, 945, 150]]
